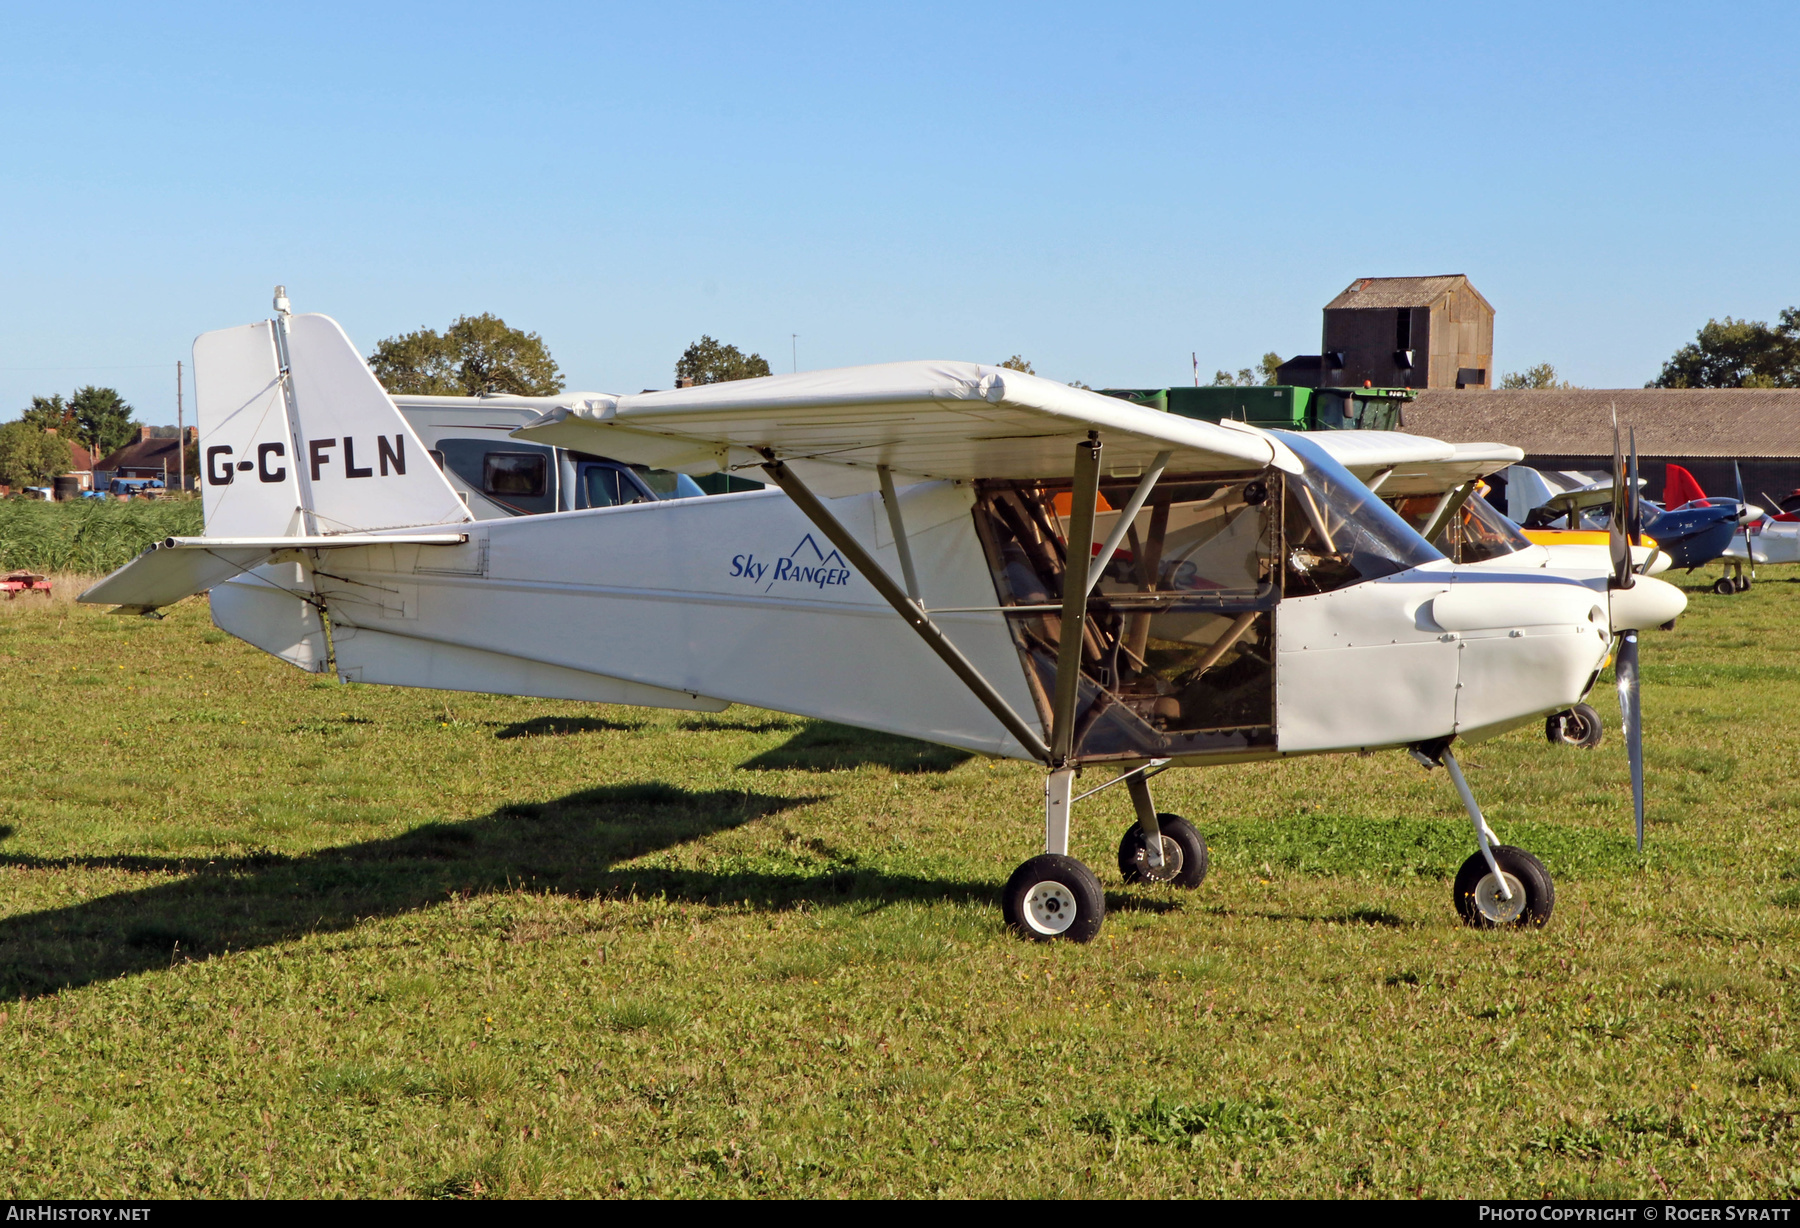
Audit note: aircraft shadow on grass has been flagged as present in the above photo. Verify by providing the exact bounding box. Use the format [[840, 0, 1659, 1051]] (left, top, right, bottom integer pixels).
[[0, 782, 1024, 1000], [492, 715, 648, 739], [737, 722, 974, 774]]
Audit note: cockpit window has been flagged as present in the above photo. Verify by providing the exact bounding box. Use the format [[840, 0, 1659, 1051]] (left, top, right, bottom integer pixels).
[[1391, 490, 1530, 563], [1273, 431, 1444, 597]]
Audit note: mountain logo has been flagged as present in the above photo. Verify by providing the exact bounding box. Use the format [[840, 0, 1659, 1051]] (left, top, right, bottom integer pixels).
[[729, 533, 855, 593]]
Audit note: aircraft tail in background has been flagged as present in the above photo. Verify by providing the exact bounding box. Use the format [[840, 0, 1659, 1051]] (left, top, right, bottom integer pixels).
[[1662, 464, 1709, 509], [195, 301, 471, 538]]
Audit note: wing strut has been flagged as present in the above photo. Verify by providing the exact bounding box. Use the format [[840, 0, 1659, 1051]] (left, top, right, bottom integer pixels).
[[1087, 450, 1170, 597], [1050, 437, 1102, 765], [757, 452, 1053, 764], [1420, 480, 1476, 543], [876, 465, 923, 603]]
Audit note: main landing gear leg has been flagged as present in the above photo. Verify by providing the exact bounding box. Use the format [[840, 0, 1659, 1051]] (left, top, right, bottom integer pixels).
[[1003, 768, 1105, 943], [1436, 748, 1555, 929]]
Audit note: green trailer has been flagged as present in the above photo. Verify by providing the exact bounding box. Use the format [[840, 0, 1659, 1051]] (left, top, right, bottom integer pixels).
[[1099, 384, 1415, 432]]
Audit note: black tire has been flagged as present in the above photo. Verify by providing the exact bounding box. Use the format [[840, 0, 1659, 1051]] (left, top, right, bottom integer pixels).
[[1714, 576, 1737, 595], [1544, 702, 1603, 749], [1001, 854, 1105, 942], [1452, 846, 1555, 929], [1736, 574, 1752, 592], [1117, 814, 1209, 888]]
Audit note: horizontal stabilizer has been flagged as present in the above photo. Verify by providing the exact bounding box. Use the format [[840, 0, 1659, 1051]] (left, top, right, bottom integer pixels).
[[160, 533, 469, 550], [78, 533, 469, 613]]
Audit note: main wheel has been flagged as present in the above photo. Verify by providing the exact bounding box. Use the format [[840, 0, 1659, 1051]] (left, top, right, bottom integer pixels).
[[1736, 574, 1752, 592], [1544, 703, 1603, 749], [1117, 814, 1209, 888], [1452, 846, 1555, 929], [1714, 576, 1737, 595], [1002, 854, 1105, 942]]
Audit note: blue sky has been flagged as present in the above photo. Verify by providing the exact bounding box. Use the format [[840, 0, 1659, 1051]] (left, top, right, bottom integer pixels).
[[2, 1, 1795, 424]]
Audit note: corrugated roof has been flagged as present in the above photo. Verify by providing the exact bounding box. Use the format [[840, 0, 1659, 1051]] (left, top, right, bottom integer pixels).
[[1405, 388, 1800, 458], [1325, 275, 1476, 310]]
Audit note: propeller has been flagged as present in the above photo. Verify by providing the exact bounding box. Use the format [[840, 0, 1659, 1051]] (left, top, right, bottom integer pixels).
[[1628, 429, 1642, 547], [1607, 411, 1647, 852], [1616, 630, 1644, 851], [1734, 461, 1757, 573], [1607, 412, 1633, 592]]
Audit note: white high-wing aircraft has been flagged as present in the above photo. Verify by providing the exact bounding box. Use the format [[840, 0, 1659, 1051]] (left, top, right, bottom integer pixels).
[[82, 297, 1687, 942]]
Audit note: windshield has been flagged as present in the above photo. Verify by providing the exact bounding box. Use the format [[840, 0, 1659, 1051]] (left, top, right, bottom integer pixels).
[[1273, 430, 1444, 596], [1391, 490, 1531, 563]]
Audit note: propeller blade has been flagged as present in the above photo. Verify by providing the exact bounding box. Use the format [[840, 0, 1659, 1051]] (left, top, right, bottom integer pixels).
[[1615, 629, 1645, 852], [1608, 409, 1633, 589], [1734, 461, 1755, 563], [1628, 429, 1642, 547]]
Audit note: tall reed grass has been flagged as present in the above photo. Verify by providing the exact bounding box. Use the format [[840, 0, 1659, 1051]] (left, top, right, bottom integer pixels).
[[0, 497, 202, 574]]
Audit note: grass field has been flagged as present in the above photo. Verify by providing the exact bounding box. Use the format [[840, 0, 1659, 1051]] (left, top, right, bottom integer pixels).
[[0, 566, 1796, 1198], [0, 498, 201, 575]]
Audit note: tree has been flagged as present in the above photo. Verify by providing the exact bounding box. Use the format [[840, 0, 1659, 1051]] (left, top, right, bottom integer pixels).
[[69, 385, 138, 458], [675, 336, 772, 385], [1500, 363, 1576, 390], [0, 421, 75, 488], [20, 394, 74, 435], [1209, 353, 1283, 387], [998, 356, 1035, 374], [368, 314, 564, 396], [1650, 309, 1800, 388]]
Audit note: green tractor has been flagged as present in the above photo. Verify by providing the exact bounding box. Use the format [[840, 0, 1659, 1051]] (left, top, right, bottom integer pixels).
[[1099, 384, 1415, 432]]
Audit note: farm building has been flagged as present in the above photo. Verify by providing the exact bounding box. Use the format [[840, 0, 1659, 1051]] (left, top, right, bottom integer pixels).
[[1404, 387, 1800, 506], [1277, 274, 1495, 391]]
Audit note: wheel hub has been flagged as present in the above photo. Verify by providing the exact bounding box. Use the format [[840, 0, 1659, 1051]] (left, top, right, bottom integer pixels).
[[1023, 881, 1079, 935], [1472, 870, 1527, 924], [1133, 835, 1185, 883]]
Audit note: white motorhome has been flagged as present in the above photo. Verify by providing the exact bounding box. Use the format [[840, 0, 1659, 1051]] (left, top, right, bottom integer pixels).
[[393, 393, 738, 519]]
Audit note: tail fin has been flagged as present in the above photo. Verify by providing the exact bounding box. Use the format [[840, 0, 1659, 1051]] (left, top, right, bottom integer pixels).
[[1663, 463, 1708, 509], [197, 311, 471, 537]]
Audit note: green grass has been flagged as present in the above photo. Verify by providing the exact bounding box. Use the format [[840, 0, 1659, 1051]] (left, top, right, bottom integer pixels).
[[0, 497, 202, 574], [0, 566, 1797, 1197]]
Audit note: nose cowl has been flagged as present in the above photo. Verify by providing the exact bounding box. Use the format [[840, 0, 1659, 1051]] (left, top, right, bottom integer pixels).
[[1609, 575, 1686, 631]]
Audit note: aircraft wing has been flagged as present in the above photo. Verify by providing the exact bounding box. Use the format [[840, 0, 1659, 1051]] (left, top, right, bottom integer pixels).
[[79, 532, 468, 613], [511, 361, 1301, 495], [1301, 433, 1524, 496]]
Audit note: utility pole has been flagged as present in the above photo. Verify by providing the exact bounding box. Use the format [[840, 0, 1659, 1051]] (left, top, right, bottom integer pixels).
[[792, 334, 798, 373], [176, 360, 185, 493], [1192, 352, 1198, 387]]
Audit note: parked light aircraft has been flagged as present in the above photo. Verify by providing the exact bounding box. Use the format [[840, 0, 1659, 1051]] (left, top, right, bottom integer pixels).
[[80, 295, 1687, 942], [1510, 462, 1742, 575]]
